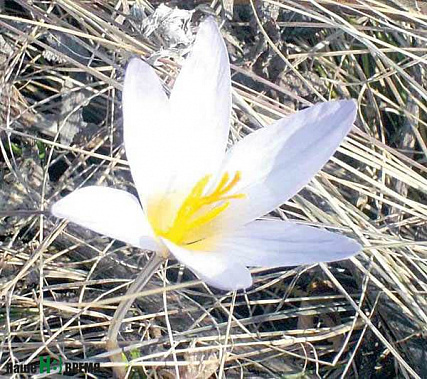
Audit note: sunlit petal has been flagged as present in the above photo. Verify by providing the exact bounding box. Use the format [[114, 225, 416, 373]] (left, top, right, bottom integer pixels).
[[51, 186, 159, 251], [212, 100, 357, 232], [162, 239, 252, 290], [204, 220, 360, 267], [123, 58, 172, 207], [168, 17, 231, 193]]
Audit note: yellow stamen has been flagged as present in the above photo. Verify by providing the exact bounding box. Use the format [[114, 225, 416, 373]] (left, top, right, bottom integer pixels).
[[221, 171, 242, 194], [151, 171, 245, 246]]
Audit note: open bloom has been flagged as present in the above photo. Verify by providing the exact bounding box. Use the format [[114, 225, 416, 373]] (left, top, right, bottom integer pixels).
[[51, 18, 360, 290]]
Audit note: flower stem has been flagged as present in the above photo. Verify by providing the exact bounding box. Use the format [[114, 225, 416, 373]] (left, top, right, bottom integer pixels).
[[106, 252, 164, 378]]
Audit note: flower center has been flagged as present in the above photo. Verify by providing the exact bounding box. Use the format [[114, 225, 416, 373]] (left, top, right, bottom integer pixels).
[[150, 171, 245, 246]]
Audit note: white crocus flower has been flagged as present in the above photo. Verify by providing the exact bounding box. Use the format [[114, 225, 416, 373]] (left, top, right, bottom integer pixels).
[[51, 18, 361, 291]]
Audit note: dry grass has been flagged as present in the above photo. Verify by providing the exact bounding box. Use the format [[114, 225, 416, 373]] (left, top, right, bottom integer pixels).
[[0, 0, 426, 378]]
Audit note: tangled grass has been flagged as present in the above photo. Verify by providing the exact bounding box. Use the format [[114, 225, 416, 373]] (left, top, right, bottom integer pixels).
[[0, 0, 426, 377]]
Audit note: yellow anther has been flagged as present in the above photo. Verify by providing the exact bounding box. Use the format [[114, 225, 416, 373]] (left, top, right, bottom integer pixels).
[[153, 171, 245, 245], [215, 172, 230, 193], [221, 171, 242, 194]]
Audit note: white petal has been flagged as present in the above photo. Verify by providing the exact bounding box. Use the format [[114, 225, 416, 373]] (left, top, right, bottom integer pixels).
[[168, 17, 231, 192], [206, 220, 361, 267], [123, 58, 173, 206], [213, 100, 357, 231], [162, 239, 252, 291], [51, 186, 159, 251]]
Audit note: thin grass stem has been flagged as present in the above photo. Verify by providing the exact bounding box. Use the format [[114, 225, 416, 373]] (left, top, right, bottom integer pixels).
[[106, 253, 164, 378]]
